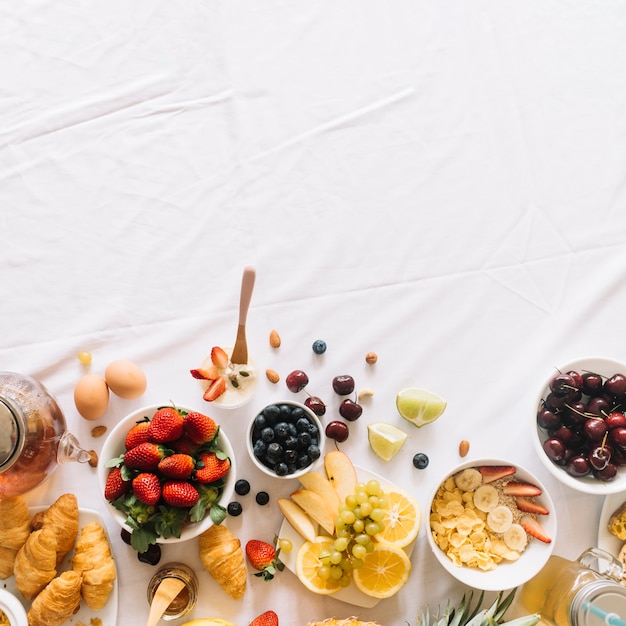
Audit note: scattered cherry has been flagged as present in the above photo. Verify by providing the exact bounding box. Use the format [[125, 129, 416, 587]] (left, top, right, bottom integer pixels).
[[286, 370, 309, 393], [339, 399, 362, 421], [325, 420, 349, 443], [332, 375, 355, 396], [304, 395, 326, 416]]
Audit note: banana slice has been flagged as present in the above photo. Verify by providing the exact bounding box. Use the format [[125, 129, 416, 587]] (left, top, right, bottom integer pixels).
[[487, 505, 513, 533], [454, 468, 483, 492], [473, 484, 499, 512], [503, 523, 528, 551]]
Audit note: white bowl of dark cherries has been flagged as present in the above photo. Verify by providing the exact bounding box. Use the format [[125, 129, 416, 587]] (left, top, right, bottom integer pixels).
[[534, 357, 626, 494]]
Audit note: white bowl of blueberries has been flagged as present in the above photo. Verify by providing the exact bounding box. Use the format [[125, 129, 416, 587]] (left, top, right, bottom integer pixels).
[[247, 401, 325, 479], [534, 356, 626, 494]]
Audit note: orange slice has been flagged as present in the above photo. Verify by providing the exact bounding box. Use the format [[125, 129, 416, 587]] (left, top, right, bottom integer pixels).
[[352, 543, 411, 599], [295, 536, 342, 595], [374, 488, 420, 548]]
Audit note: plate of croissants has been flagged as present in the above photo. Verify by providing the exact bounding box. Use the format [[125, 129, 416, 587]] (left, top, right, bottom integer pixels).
[[0, 492, 118, 626]]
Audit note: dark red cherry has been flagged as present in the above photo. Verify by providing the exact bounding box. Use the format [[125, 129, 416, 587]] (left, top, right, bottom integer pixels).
[[332, 375, 355, 396], [550, 373, 577, 396], [605, 411, 626, 430], [566, 454, 591, 477], [582, 418, 608, 443], [586, 396, 611, 417], [304, 396, 326, 416], [538, 408, 562, 430], [605, 373, 626, 397], [563, 401, 587, 426], [543, 437, 566, 462], [609, 427, 626, 449], [594, 462, 618, 481], [286, 370, 309, 393], [325, 420, 349, 442], [339, 399, 363, 421], [588, 444, 612, 471], [582, 372, 604, 396], [567, 370, 584, 390]]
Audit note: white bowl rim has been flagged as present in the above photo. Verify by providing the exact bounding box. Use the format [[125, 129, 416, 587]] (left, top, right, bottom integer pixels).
[[97, 403, 236, 543], [426, 457, 556, 591], [533, 356, 626, 495], [246, 399, 324, 479], [0, 588, 28, 625]]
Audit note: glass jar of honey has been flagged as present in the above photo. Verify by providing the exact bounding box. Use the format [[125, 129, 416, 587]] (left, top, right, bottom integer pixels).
[[146, 563, 198, 621], [519, 548, 626, 626]]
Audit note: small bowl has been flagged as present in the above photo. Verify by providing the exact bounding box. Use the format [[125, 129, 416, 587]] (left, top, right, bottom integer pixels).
[[98, 404, 236, 543], [247, 401, 324, 479], [197, 347, 258, 410], [0, 588, 28, 626], [426, 457, 556, 591], [533, 357, 626, 495]]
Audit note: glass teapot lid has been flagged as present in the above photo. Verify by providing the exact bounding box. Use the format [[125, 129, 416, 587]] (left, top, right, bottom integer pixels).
[[0, 397, 23, 471]]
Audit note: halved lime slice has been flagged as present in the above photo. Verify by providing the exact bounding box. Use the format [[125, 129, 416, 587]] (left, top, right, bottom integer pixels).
[[367, 422, 408, 461], [396, 388, 446, 428]]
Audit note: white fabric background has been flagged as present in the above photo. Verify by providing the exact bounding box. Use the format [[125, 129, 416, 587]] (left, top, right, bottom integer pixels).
[[2, 1, 626, 624]]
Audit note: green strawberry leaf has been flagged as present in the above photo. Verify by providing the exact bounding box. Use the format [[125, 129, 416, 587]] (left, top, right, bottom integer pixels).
[[209, 502, 227, 525], [154, 505, 188, 539], [130, 525, 158, 554], [105, 454, 125, 468], [189, 484, 221, 522]]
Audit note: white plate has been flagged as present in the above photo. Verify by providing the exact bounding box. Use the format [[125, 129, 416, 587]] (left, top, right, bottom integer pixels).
[[278, 466, 417, 608], [5, 507, 118, 626], [597, 492, 626, 557]]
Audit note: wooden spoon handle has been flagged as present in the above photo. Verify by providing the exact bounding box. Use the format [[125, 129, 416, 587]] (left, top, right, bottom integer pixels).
[[238, 266, 256, 325]]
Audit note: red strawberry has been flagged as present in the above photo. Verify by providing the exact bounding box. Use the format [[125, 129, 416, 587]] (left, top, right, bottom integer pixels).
[[520, 515, 552, 543], [184, 411, 218, 444], [162, 481, 200, 508], [132, 472, 161, 505], [190, 366, 220, 380], [502, 481, 542, 497], [124, 420, 151, 450], [195, 451, 231, 484], [148, 407, 184, 443], [104, 466, 131, 501], [158, 453, 195, 479], [124, 442, 167, 471], [515, 497, 550, 515], [203, 377, 227, 402], [245, 539, 284, 581], [249, 611, 279, 626], [210, 346, 229, 369], [169, 434, 200, 457], [479, 465, 516, 483]]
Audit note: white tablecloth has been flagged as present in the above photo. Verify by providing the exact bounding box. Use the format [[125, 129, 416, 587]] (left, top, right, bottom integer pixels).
[[2, 2, 626, 624]]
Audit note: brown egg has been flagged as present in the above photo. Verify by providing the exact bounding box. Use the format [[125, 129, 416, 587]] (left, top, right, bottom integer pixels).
[[104, 360, 147, 399], [74, 373, 110, 420]]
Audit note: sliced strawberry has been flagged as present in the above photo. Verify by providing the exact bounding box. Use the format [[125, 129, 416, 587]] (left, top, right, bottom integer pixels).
[[210, 346, 229, 369], [132, 472, 161, 505], [162, 481, 200, 508], [190, 366, 220, 380], [502, 481, 542, 497], [104, 466, 131, 501], [515, 497, 550, 515], [203, 376, 227, 402], [479, 465, 516, 483], [520, 514, 552, 543]]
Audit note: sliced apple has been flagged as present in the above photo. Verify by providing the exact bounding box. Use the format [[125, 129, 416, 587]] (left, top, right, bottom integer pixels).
[[277, 497, 318, 542], [298, 470, 341, 516], [290, 488, 336, 535], [324, 450, 358, 503]]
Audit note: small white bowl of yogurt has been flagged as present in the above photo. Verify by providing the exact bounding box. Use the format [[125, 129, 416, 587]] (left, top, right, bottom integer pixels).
[[194, 345, 258, 410]]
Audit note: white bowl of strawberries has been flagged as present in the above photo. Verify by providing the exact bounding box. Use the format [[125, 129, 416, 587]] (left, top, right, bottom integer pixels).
[[427, 458, 556, 591], [98, 404, 236, 552]]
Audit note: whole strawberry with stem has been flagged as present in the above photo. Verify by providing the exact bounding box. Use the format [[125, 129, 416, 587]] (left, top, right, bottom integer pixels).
[[250, 610, 279, 626], [183, 411, 219, 444], [124, 419, 151, 450], [132, 472, 161, 505], [245, 539, 284, 581], [104, 466, 131, 501], [148, 407, 185, 443], [123, 442, 169, 472], [195, 451, 231, 484], [158, 453, 195, 480]]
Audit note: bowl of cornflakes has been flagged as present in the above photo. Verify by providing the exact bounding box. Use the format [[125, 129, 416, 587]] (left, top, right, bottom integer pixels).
[[427, 458, 556, 590]]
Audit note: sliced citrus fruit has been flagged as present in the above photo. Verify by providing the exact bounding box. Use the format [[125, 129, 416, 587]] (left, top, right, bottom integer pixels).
[[396, 387, 446, 427], [352, 543, 411, 598], [367, 422, 408, 461], [295, 536, 342, 595], [374, 488, 421, 548]]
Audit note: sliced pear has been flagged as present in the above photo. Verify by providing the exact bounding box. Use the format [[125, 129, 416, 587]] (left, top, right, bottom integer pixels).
[[277, 497, 318, 542], [324, 450, 358, 503], [298, 471, 341, 516], [290, 488, 336, 535]]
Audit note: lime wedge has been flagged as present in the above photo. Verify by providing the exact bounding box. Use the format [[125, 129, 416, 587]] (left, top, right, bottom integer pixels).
[[396, 388, 446, 428], [367, 422, 408, 461]]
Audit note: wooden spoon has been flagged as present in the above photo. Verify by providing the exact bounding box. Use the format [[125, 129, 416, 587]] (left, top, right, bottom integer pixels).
[[230, 266, 256, 364], [145, 576, 186, 626]]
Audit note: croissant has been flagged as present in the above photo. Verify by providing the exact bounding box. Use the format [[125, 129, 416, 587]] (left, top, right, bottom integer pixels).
[[13, 526, 57, 601], [199, 524, 246, 599], [72, 520, 117, 609], [31, 493, 79, 567], [0, 496, 31, 578], [27, 569, 82, 626]]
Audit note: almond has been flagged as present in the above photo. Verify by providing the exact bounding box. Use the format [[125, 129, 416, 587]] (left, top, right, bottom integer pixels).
[[91, 425, 108, 438], [88, 450, 99, 467], [266, 369, 280, 384], [459, 440, 470, 457], [269, 329, 281, 348]]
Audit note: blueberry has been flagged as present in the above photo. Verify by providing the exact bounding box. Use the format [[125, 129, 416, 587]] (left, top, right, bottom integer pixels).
[[256, 491, 270, 505], [267, 442, 283, 458], [297, 454, 310, 468], [280, 404, 293, 418], [297, 432, 312, 448], [296, 417, 311, 432], [263, 405, 280, 423], [284, 449, 298, 464], [227, 501, 243, 516], [253, 440, 266, 458], [312, 339, 327, 354], [261, 427, 275, 443], [275, 462, 289, 476], [413, 453, 429, 469], [307, 444, 321, 460], [291, 407, 305, 420], [235, 479, 250, 496], [274, 422, 289, 439]]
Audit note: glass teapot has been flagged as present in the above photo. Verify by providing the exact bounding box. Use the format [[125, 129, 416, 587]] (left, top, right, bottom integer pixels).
[[0, 371, 91, 499]]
